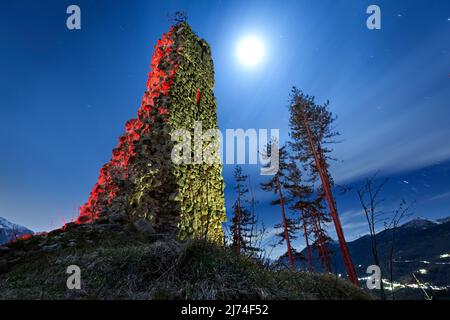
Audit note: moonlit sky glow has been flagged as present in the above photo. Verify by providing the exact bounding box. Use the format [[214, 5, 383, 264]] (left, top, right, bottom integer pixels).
[[236, 36, 265, 67], [1, 1, 450, 258]]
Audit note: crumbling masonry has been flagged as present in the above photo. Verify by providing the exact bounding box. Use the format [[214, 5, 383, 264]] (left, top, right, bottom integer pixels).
[[77, 23, 226, 243]]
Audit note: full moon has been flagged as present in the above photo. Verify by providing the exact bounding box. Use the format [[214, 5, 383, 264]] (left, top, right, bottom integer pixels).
[[236, 36, 265, 67]]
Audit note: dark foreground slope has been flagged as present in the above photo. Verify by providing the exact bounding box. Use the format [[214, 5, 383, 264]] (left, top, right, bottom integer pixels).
[[0, 217, 370, 300]]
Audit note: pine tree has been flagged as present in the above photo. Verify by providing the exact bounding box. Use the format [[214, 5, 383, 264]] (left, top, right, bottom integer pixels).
[[285, 160, 314, 272], [273, 217, 300, 267], [230, 166, 258, 255], [309, 193, 333, 272], [245, 176, 261, 258], [261, 143, 296, 271], [284, 160, 332, 273], [288, 87, 358, 285]]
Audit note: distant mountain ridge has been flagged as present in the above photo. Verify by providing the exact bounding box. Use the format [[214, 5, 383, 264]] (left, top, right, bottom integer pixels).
[[0, 217, 33, 244], [400, 217, 438, 230], [281, 216, 450, 294], [437, 216, 450, 224]]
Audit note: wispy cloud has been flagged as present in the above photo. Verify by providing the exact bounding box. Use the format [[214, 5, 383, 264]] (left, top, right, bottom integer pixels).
[[429, 191, 450, 202], [339, 209, 365, 223]]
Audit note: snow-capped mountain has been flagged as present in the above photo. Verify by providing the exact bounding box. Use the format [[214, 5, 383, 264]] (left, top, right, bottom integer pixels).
[[437, 216, 450, 224], [401, 217, 437, 230], [0, 217, 33, 244]]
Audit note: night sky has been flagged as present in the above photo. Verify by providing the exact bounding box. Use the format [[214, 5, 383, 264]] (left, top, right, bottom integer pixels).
[[1, 0, 449, 257]]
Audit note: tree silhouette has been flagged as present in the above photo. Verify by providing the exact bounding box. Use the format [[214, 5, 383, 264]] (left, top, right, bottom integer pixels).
[[288, 87, 358, 285], [310, 192, 333, 272], [261, 143, 296, 271], [284, 160, 315, 272], [230, 166, 258, 255], [357, 172, 388, 299]]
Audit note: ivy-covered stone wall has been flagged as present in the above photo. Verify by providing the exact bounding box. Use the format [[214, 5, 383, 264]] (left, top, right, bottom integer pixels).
[[77, 22, 226, 243]]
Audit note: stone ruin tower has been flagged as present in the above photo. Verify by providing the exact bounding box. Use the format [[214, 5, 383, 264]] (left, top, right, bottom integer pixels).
[[77, 22, 226, 243]]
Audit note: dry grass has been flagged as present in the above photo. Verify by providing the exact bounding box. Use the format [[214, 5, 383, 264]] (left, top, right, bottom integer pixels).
[[0, 227, 371, 300]]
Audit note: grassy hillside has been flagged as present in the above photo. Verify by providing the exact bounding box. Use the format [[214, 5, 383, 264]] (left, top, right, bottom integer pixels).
[[0, 219, 370, 300]]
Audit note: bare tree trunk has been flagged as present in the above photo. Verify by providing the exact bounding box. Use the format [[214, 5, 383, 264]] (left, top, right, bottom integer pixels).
[[389, 225, 397, 300], [301, 213, 314, 272], [311, 210, 331, 272], [236, 213, 241, 254], [276, 178, 295, 271], [302, 115, 358, 285], [387, 200, 413, 300], [235, 182, 242, 255], [357, 181, 386, 299], [248, 176, 257, 256], [316, 214, 331, 272]]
